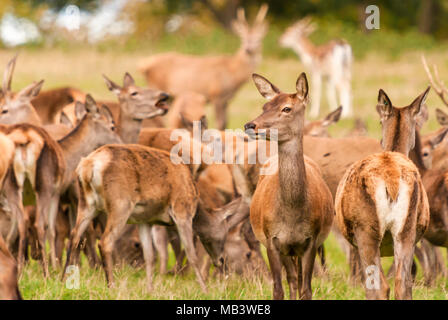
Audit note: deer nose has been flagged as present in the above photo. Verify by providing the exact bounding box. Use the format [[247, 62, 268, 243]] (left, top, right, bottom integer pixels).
[[246, 251, 252, 259], [244, 122, 256, 131], [159, 92, 170, 101]]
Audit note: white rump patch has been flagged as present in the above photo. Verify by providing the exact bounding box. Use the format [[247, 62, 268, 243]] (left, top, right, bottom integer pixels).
[[375, 179, 410, 237]]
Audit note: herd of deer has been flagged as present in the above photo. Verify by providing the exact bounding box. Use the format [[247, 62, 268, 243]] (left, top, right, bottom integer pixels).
[[1, 4, 448, 301]]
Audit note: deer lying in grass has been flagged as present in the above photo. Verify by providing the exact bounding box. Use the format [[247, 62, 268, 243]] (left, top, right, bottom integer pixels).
[[280, 17, 352, 118], [139, 4, 268, 130], [244, 72, 334, 300], [335, 88, 431, 300], [64, 144, 247, 292]]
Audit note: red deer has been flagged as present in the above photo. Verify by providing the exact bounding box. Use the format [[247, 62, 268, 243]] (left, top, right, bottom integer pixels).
[[244, 72, 334, 300], [138, 4, 268, 130], [335, 87, 431, 299], [63, 144, 247, 292]]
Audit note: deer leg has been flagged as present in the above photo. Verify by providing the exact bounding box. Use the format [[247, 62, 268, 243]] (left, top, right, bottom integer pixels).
[[300, 243, 317, 300], [138, 224, 156, 292], [214, 99, 229, 131], [280, 255, 297, 300], [151, 225, 168, 275], [98, 208, 130, 289], [82, 223, 100, 268], [34, 193, 50, 278], [393, 239, 415, 300], [47, 194, 61, 269], [175, 219, 207, 293], [266, 238, 284, 300], [63, 200, 97, 279], [355, 231, 389, 300], [309, 74, 322, 118], [325, 80, 338, 113], [337, 79, 352, 118], [349, 245, 363, 285], [8, 192, 27, 274]]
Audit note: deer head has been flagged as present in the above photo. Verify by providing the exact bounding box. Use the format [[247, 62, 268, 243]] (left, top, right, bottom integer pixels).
[[421, 128, 448, 169], [244, 72, 309, 143], [376, 87, 430, 155], [74, 94, 122, 146], [0, 55, 44, 126], [231, 4, 269, 60], [279, 17, 317, 49], [193, 197, 249, 270], [102, 72, 171, 121]]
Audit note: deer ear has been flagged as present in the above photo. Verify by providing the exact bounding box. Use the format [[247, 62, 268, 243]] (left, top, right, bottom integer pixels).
[[59, 111, 73, 128], [410, 86, 430, 117], [75, 101, 87, 120], [99, 105, 114, 123], [296, 72, 309, 99], [429, 128, 448, 149], [252, 73, 280, 100], [2, 53, 18, 93], [84, 94, 98, 114], [322, 106, 342, 127], [17, 80, 44, 99], [102, 74, 121, 95], [436, 108, 448, 126], [377, 89, 393, 120], [123, 72, 135, 88]]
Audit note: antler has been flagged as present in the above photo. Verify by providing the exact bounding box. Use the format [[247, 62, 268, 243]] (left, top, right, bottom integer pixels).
[[422, 55, 448, 107], [2, 53, 18, 94]]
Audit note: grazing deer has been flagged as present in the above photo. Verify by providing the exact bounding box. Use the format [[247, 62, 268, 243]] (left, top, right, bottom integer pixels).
[[64, 144, 246, 292], [0, 234, 21, 300], [335, 87, 431, 299], [138, 4, 268, 130], [279, 17, 352, 118], [245, 72, 334, 300]]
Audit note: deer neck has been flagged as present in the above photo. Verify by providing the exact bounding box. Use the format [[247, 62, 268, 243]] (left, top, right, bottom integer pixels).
[[58, 118, 98, 184], [277, 128, 307, 207], [290, 36, 317, 68], [117, 106, 143, 144], [233, 48, 260, 80]]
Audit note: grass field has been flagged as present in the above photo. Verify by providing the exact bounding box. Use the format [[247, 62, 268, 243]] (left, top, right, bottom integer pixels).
[[3, 46, 448, 299]]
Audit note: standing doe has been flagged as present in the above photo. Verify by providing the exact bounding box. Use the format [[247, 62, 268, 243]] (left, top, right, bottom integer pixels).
[[335, 88, 431, 299], [244, 72, 334, 300]]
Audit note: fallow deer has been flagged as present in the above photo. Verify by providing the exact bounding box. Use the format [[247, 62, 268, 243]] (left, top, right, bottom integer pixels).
[[138, 4, 269, 130], [244, 72, 334, 300], [335, 88, 431, 299], [279, 17, 353, 118], [64, 144, 247, 292]]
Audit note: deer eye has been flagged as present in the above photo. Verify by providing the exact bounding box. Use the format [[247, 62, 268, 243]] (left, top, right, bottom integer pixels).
[[423, 152, 429, 157], [130, 91, 138, 96], [282, 107, 291, 113]]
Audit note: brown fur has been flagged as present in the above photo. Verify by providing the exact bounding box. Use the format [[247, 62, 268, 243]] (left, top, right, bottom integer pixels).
[[0, 234, 21, 300], [335, 87, 431, 300]]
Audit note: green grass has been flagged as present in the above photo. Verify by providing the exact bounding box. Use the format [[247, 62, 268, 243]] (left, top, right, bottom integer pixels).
[[18, 233, 448, 299]]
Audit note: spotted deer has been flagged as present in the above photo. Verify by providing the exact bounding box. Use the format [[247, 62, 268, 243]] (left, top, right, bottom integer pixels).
[[244, 72, 334, 300], [279, 17, 352, 118], [335, 88, 431, 300], [138, 4, 268, 130]]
